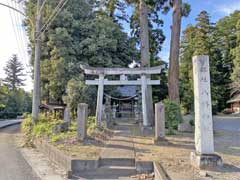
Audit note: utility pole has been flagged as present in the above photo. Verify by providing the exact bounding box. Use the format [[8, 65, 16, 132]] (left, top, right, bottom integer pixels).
[[32, 0, 42, 123]]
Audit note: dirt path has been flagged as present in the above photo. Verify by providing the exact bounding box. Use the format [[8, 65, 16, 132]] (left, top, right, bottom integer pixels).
[[131, 122, 240, 180]]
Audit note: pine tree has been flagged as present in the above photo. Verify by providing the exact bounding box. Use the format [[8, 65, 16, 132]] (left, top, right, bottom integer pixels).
[[193, 11, 212, 56], [3, 54, 25, 89]]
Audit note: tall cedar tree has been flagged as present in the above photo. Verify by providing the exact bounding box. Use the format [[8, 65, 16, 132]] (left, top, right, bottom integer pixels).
[[3, 54, 25, 89], [168, 0, 190, 103]]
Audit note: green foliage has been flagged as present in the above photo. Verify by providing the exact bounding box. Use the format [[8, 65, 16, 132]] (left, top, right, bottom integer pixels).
[[231, 20, 240, 86], [193, 11, 212, 56], [21, 113, 102, 145], [180, 25, 195, 113], [25, 0, 137, 109], [0, 85, 32, 119], [87, 116, 97, 136], [63, 78, 89, 110], [180, 11, 240, 113], [0, 55, 31, 119], [151, 60, 168, 102], [32, 122, 53, 138], [181, 3, 191, 17], [21, 115, 34, 147], [21, 113, 63, 144], [189, 119, 194, 127], [50, 133, 67, 143], [104, 0, 169, 59], [164, 99, 183, 134], [3, 54, 25, 89]]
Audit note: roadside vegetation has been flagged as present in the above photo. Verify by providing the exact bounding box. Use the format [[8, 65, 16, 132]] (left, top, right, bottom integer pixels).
[[0, 55, 32, 119], [164, 99, 183, 135], [21, 113, 113, 158]]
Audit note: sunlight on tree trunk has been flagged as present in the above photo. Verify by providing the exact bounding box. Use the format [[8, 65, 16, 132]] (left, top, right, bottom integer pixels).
[[168, 0, 182, 103]]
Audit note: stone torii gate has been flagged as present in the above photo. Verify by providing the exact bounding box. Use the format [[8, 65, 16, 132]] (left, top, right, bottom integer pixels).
[[80, 65, 163, 127]]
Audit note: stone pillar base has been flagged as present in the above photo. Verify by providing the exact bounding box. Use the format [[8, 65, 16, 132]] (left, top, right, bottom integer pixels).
[[140, 125, 153, 136], [153, 137, 168, 145], [190, 152, 223, 169]]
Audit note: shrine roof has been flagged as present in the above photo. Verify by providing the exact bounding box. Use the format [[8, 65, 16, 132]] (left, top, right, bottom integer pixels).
[[227, 94, 240, 103], [117, 86, 138, 97]]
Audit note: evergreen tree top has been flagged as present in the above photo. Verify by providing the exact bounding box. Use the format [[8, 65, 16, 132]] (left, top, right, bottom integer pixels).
[[3, 54, 26, 89]]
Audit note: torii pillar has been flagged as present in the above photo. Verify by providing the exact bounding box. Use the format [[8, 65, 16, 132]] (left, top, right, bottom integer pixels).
[[96, 74, 104, 126]]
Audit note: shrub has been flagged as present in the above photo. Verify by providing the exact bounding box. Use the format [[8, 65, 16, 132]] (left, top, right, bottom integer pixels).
[[21, 115, 34, 147], [21, 113, 64, 145], [87, 116, 97, 136], [32, 123, 52, 138], [164, 99, 183, 135]]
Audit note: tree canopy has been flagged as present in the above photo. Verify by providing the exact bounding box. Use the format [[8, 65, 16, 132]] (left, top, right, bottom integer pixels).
[[180, 10, 240, 113]]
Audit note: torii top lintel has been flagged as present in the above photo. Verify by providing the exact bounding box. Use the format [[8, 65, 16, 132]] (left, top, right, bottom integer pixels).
[[80, 65, 163, 75]]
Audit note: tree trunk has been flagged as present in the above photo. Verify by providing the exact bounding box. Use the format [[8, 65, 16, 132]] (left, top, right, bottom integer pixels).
[[168, 0, 182, 103], [139, 0, 154, 126]]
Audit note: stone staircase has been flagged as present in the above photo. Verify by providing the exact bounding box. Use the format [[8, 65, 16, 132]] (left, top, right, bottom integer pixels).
[[73, 121, 137, 180]]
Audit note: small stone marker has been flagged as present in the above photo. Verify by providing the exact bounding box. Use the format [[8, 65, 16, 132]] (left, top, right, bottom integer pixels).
[[64, 107, 70, 124], [155, 102, 165, 141], [191, 55, 222, 169], [77, 103, 88, 140]]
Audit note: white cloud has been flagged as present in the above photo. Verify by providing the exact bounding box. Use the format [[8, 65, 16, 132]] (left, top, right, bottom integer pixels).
[[216, 1, 240, 15]]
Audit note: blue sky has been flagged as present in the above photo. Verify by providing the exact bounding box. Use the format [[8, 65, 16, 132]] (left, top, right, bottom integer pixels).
[[121, 0, 240, 62]]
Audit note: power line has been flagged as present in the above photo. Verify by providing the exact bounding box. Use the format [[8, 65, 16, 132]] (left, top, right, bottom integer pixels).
[[7, 0, 24, 67], [39, 0, 48, 14], [11, 0, 31, 74], [12, 1, 26, 63], [37, 0, 70, 38], [15, 1, 32, 73], [39, 0, 65, 32]]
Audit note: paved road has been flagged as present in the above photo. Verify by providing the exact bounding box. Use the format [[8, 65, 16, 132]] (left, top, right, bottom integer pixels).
[[0, 125, 39, 180], [0, 119, 22, 129], [213, 116, 240, 132]]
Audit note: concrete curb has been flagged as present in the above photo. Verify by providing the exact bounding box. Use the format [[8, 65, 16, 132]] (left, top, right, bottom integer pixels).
[[0, 120, 22, 129], [34, 139, 100, 178], [154, 162, 170, 180]]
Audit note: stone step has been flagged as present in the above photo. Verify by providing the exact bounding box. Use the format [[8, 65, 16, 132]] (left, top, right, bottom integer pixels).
[[99, 158, 135, 167], [72, 166, 136, 180]]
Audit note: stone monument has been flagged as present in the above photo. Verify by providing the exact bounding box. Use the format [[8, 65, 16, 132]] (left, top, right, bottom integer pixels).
[[64, 107, 71, 124], [190, 55, 222, 169], [77, 103, 88, 140], [155, 102, 165, 140]]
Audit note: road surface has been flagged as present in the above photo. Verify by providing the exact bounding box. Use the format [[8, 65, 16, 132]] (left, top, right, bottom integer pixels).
[[0, 124, 39, 180], [213, 116, 240, 132]]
